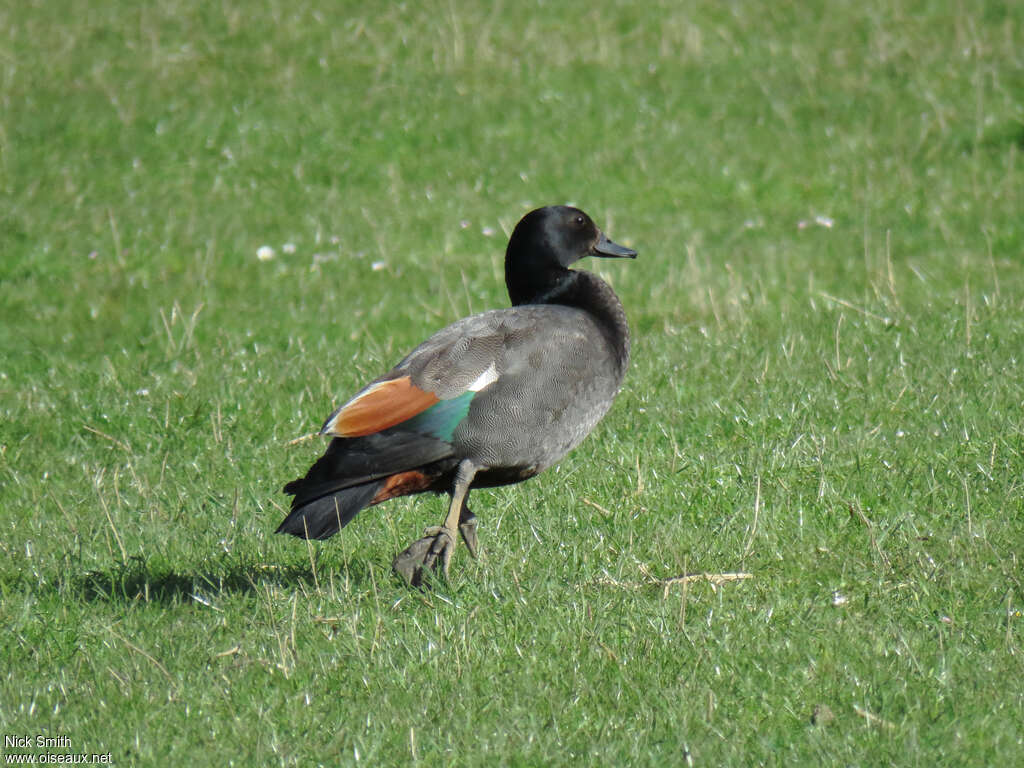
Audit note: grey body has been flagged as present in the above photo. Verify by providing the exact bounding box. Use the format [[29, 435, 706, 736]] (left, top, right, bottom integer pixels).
[[390, 270, 629, 481]]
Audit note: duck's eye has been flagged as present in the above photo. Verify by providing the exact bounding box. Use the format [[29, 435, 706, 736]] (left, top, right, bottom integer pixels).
[[574, 215, 586, 227]]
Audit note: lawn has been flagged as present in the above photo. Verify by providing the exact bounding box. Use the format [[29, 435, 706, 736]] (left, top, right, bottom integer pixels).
[[2, 0, 1022, 764]]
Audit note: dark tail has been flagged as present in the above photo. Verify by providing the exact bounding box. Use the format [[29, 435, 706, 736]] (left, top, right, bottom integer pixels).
[[275, 480, 383, 540], [278, 432, 453, 540]]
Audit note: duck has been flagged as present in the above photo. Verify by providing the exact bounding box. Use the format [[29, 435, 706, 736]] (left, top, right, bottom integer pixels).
[[277, 205, 636, 585]]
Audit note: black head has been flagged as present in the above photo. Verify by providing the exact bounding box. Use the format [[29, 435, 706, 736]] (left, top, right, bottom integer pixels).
[[505, 206, 636, 305]]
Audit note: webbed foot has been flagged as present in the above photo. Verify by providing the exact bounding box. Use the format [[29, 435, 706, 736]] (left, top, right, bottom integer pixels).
[[392, 460, 480, 587], [392, 526, 456, 587]]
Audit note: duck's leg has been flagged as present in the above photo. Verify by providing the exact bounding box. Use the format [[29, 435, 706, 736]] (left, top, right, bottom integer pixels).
[[393, 460, 478, 586], [458, 505, 478, 559]]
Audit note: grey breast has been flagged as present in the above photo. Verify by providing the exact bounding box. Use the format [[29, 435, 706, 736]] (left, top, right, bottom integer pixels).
[[453, 304, 622, 470]]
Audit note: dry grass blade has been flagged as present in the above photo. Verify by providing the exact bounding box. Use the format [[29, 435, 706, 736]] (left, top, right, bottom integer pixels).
[[660, 571, 754, 587], [853, 704, 896, 730], [83, 423, 132, 452], [590, 568, 753, 595], [108, 628, 179, 694]]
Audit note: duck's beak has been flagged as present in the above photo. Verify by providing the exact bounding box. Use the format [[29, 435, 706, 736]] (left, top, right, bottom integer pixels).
[[593, 231, 637, 259]]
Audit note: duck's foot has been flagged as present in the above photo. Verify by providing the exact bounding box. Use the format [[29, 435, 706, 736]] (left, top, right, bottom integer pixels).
[[393, 461, 481, 587], [392, 526, 456, 587]]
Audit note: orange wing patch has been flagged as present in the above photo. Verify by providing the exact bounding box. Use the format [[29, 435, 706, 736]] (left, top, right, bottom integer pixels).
[[320, 376, 439, 438], [370, 470, 433, 504]]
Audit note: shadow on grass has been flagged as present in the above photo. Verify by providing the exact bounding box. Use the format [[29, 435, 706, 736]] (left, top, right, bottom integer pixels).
[[67, 552, 383, 605]]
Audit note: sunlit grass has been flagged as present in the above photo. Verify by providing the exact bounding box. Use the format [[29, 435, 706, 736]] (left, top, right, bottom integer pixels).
[[2, 0, 1022, 764]]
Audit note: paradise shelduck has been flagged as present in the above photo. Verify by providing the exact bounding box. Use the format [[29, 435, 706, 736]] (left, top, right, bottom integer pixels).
[[278, 205, 636, 585]]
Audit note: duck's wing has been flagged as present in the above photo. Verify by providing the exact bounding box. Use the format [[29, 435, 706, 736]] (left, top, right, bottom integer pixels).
[[320, 310, 508, 441], [282, 313, 510, 526]]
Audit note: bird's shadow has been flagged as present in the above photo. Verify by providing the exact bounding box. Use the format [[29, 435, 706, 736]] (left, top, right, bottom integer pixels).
[[69, 551, 383, 606]]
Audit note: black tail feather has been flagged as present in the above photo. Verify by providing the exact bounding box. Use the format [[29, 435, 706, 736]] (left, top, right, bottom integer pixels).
[[275, 480, 383, 540], [283, 434, 452, 507], [278, 432, 454, 540]]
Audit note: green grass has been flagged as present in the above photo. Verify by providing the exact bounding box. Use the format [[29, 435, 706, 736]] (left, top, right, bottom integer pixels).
[[2, 0, 1023, 764]]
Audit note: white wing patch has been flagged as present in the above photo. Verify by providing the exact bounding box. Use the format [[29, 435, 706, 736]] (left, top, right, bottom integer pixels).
[[468, 361, 498, 392]]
